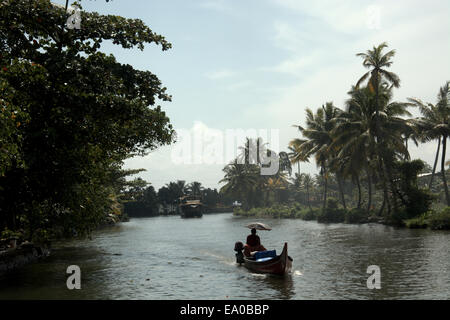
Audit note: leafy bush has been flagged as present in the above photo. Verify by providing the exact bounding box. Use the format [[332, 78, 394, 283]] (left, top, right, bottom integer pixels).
[[404, 211, 432, 229], [317, 198, 345, 223], [0, 228, 23, 240], [428, 207, 450, 230], [345, 208, 369, 224], [297, 208, 318, 220], [403, 188, 435, 219], [387, 208, 408, 226], [394, 160, 435, 219]]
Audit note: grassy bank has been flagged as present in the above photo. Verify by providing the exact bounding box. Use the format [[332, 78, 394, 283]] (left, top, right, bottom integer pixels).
[[234, 201, 450, 230], [404, 207, 450, 230]]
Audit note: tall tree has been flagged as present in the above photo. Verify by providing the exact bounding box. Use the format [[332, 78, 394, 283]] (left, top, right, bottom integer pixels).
[[219, 160, 258, 210], [355, 42, 402, 215], [409, 81, 450, 205], [186, 181, 203, 198], [0, 1, 174, 238], [301, 173, 314, 210], [292, 102, 342, 209]]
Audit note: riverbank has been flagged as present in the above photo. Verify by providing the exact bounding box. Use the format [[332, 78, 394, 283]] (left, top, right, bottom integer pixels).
[[0, 211, 128, 275], [233, 203, 450, 230], [0, 243, 50, 275]]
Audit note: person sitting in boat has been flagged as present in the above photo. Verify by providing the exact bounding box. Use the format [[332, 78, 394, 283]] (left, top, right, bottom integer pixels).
[[244, 228, 266, 257]]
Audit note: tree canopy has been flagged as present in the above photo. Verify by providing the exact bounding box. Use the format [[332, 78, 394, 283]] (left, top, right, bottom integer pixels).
[[0, 0, 174, 241]]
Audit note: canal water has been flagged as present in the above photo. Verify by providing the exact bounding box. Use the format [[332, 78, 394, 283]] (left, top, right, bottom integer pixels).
[[0, 213, 449, 299]]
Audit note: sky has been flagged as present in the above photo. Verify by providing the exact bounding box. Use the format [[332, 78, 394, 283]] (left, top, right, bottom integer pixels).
[[56, 0, 450, 190]]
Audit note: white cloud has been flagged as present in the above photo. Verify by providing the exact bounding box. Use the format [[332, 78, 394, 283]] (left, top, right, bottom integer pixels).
[[225, 80, 252, 91], [205, 69, 236, 80], [254, 0, 450, 171], [126, 0, 450, 186], [271, 0, 379, 34]]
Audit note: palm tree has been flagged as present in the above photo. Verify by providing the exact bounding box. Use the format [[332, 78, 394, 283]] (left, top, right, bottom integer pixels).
[[332, 84, 412, 213], [288, 142, 308, 175], [356, 42, 401, 214], [356, 42, 400, 110], [166, 180, 186, 201], [301, 173, 314, 210], [409, 81, 450, 205], [264, 175, 288, 204], [186, 181, 203, 198], [219, 160, 259, 209], [292, 102, 342, 209]]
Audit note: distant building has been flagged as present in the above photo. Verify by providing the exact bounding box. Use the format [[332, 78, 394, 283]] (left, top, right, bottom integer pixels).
[[232, 201, 242, 207]]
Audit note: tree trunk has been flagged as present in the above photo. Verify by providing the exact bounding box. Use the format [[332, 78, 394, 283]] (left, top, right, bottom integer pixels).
[[404, 138, 409, 160], [337, 174, 347, 210], [429, 137, 441, 189], [384, 159, 399, 214], [441, 135, 450, 206], [306, 186, 312, 210], [373, 72, 392, 216], [356, 175, 362, 209], [377, 155, 391, 216], [322, 168, 328, 210], [365, 165, 372, 213], [378, 191, 386, 217]]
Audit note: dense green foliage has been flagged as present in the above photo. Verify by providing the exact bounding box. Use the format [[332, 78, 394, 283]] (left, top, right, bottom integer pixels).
[[404, 207, 450, 230], [220, 138, 292, 210], [427, 207, 450, 230], [0, 1, 174, 242]]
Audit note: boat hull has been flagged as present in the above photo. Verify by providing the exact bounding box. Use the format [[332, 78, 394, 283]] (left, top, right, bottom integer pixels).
[[180, 205, 203, 218], [243, 243, 292, 276]]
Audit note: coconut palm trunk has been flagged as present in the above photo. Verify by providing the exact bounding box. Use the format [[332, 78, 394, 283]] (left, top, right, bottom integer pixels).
[[306, 185, 312, 210], [337, 174, 347, 210], [365, 165, 372, 213], [442, 135, 450, 205], [322, 168, 328, 209], [377, 157, 391, 215], [429, 137, 441, 189], [355, 175, 362, 209]]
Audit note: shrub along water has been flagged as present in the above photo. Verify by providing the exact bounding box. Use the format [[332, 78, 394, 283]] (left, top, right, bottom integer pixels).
[[234, 202, 450, 230]]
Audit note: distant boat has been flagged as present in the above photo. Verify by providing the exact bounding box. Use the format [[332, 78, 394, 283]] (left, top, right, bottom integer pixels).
[[179, 196, 203, 218]]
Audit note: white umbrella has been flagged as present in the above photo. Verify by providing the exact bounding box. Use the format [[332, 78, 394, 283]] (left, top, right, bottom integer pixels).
[[245, 222, 272, 231]]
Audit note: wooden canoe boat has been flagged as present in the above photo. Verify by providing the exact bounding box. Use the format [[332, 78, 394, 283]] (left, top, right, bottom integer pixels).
[[241, 242, 293, 276]]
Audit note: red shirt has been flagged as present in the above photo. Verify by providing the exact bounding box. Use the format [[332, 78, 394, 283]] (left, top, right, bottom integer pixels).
[[246, 234, 261, 247]]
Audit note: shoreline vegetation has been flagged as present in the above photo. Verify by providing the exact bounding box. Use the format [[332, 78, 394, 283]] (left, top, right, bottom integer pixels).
[[233, 201, 450, 230]]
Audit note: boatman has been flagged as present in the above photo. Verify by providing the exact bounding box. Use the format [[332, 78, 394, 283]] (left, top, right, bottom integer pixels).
[[244, 228, 266, 257]]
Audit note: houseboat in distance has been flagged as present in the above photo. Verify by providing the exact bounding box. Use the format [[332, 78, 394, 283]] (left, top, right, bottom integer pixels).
[[178, 195, 203, 218]]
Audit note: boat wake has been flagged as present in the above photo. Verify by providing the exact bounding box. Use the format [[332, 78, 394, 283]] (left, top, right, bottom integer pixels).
[[200, 250, 236, 266], [250, 273, 267, 279], [293, 270, 302, 276]]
